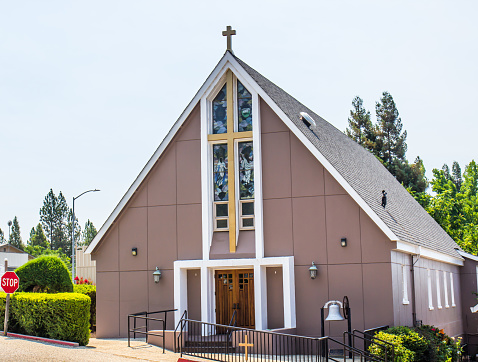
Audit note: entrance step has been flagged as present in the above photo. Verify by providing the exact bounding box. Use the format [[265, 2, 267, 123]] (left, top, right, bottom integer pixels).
[[184, 334, 235, 353]]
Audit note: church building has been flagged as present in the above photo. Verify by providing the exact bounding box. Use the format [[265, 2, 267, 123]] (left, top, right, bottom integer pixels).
[[86, 28, 476, 342]]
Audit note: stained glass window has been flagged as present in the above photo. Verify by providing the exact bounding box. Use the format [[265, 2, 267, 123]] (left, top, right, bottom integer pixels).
[[213, 85, 227, 134], [213, 144, 228, 201], [237, 81, 252, 132], [238, 142, 254, 199]]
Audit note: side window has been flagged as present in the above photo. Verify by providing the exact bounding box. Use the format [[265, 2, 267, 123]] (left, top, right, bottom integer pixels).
[[427, 269, 434, 310], [402, 265, 409, 305]]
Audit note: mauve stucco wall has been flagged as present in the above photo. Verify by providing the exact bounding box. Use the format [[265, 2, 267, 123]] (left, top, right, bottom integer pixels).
[[93, 104, 202, 337], [407, 255, 463, 337], [260, 99, 395, 337]]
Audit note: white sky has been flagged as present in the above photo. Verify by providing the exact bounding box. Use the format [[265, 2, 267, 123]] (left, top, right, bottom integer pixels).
[[1, 1, 477, 243]]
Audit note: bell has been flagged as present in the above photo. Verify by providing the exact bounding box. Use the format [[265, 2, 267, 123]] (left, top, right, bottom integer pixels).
[[325, 303, 344, 321]]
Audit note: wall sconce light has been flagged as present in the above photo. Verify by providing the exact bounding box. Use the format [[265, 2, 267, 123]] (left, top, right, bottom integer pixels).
[[341, 238, 347, 247], [309, 262, 318, 279], [132, 247, 138, 256], [153, 267, 162, 283]]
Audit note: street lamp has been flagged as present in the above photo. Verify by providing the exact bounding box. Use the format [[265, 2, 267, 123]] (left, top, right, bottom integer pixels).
[[72, 189, 100, 283]]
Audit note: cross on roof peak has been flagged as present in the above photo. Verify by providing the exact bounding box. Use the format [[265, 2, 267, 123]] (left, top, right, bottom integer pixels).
[[222, 26, 236, 53]]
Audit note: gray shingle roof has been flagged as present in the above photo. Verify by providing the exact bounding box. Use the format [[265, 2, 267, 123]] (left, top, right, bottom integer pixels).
[[234, 55, 462, 259]]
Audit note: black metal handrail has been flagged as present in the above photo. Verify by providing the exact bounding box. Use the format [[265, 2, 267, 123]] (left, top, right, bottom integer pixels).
[[345, 331, 393, 361], [128, 308, 177, 353], [174, 310, 188, 352], [179, 318, 372, 362], [353, 327, 394, 361]]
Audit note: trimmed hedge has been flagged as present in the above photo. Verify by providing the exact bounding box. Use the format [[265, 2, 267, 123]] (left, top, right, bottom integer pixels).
[[15, 256, 73, 293], [0, 292, 90, 346], [73, 284, 96, 331]]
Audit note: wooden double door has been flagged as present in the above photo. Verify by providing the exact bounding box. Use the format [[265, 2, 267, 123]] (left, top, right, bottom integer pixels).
[[215, 269, 255, 329]]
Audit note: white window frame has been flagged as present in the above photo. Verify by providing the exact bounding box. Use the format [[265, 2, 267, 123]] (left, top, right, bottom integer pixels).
[[450, 272, 456, 307], [402, 265, 409, 305], [213, 201, 229, 231], [443, 270, 449, 308], [239, 200, 255, 230], [436, 270, 442, 309], [427, 269, 434, 310]]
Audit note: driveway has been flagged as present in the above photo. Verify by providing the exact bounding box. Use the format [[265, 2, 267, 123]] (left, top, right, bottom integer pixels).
[[0, 336, 206, 362]]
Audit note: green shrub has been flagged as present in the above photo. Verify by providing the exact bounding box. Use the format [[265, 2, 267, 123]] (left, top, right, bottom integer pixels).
[[15, 256, 73, 293], [369, 325, 462, 362], [416, 325, 462, 362], [369, 331, 415, 362], [73, 284, 96, 331], [386, 326, 429, 361], [0, 291, 90, 346]]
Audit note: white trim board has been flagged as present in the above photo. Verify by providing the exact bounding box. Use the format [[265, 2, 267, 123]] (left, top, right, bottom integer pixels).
[[394, 241, 464, 266]]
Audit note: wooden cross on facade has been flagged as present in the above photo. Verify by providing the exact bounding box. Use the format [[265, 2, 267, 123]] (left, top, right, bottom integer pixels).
[[238, 334, 254, 361], [208, 70, 252, 253], [222, 26, 236, 52]]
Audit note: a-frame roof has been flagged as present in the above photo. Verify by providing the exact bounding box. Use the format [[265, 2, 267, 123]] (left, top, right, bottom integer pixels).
[[87, 51, 463, 263]]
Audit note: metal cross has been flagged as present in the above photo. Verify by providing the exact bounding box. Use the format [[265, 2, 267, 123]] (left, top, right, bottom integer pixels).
[[239, 334, 254, 361], [222, 26, 236, 52]]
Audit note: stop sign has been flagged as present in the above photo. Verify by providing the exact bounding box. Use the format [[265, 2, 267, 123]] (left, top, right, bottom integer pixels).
[[1, 272, 19, 294]]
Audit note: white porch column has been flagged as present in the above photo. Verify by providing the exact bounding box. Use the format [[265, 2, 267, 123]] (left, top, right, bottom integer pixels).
[[282, 257, 296, 328], [174, 264, 188, 326], [200, 265, 212, 323], [254, 263, 268, 330]]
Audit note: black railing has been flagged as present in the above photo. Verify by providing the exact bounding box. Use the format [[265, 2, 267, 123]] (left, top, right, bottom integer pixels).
[[128, 309, 177, 353], [179, 318, 379, 362], [174, 310, 188, 353]]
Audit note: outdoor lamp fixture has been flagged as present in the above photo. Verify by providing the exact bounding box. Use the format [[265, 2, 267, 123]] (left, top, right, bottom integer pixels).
[[153, 267, 162, 283], [321, 296, 352, 357], [132, 247, 138, 256], [309, 262, 318, 279], [341, 238, 347, 247]]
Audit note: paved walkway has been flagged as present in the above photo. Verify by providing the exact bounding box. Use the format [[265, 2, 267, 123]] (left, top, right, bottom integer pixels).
[[0, 336, 207, 362]]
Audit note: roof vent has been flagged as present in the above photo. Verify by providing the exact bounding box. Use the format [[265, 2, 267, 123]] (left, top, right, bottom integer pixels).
[[300, 112, 316, 128]]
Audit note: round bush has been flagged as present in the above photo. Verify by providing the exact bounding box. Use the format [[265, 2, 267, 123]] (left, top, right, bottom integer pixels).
[[15, 256, 73, 293]]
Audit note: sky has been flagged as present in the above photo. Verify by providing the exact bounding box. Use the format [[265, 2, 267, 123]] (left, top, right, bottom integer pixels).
[[1, 1, 477, 243]]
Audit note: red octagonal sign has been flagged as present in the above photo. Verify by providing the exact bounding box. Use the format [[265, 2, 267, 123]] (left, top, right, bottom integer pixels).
[[1, 271, 19, 294]]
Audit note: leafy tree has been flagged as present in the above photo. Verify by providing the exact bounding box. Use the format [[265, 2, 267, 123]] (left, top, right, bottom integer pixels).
[[39, 189, 69, 250], [0, 228, 5, 243], [8, 216, 24, 250], [375, 91, 407, 168], [394, 157, 428, 193], [28, 223, 49, 248], [81, 220, 97, 247], [24, 245, 71, 268], [346, 96, 376, 152], [415, 160, 478, 254]]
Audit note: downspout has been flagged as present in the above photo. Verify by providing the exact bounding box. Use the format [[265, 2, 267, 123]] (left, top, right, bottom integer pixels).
[[410, 247, 421, 327]]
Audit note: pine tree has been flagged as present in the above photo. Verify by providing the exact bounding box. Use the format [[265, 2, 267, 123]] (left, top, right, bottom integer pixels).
[[39, 189, 69, 250], [452, 161, 463, 191], [345, 96, 376, 152], [82, 220, 97, 246], [65, 208, 81, 256], [9, 216, 24, 250], [28, 223, 49, 248], [0, 228, 5, 243], [375, 92, 407, 169]]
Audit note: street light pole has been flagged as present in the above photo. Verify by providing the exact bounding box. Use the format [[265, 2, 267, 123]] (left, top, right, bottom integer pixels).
[[72, 189, 100, 283]]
